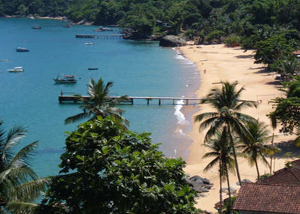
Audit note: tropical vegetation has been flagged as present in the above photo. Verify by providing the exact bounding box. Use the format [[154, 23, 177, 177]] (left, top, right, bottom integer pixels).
[[238, 119, 279, 179], [0, 120, 51, 214], [269, 77, 300, 143], [203, 127, 235, 214], [40, 117, 199, 213], [65, 78, 129, 128], [195, 81, 257, 185]]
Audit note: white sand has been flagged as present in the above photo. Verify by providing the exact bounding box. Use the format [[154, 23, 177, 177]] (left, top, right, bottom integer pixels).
[[178, 44, 296, 213]]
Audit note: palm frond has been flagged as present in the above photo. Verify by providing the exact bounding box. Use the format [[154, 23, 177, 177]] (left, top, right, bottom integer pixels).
[[203, 157, 219, 172], [10, 177, 52, 202], [8, 141, 38, 170], [64, 112, 90, 124], [5, 201, 39, 213], [2, 126, 27, 165], [194, 112, 219, 123]]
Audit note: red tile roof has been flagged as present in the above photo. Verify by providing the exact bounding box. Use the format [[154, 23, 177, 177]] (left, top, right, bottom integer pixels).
[[233, 183, 300, 213], [257, 159, 300, 186], [292, 50, 300, 55]]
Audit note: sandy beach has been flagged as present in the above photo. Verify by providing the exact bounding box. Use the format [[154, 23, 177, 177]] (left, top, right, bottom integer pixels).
[[178, 44, 297, 213]]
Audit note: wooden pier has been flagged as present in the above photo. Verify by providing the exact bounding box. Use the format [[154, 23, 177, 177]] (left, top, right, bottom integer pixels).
[[76, 34, 124, 39], [59, 95, 202, 105]]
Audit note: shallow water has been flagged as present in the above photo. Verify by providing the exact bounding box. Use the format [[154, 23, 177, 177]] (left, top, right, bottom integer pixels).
[[0, 18, 200, 177]]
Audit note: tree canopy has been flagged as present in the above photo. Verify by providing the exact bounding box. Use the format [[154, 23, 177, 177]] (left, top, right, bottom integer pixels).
[[40, 117, 199, 214]]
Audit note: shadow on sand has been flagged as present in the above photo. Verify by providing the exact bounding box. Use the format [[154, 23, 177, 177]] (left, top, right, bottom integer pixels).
[[273, 140, 300, 159], [235, 54, 255, 59]]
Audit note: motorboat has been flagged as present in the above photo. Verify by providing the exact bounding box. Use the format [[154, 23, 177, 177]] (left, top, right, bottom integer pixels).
[[93, 26, 113, 32], [32, 25, 41, 29], [16, 47, 29, 52], [53, 74, 77, 84], [88, 68, 98, 70], [8, 67, 24, 72], [85, 42, 94, 45]]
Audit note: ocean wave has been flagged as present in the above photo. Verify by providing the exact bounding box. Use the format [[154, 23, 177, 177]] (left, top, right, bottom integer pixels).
[[174, 99, 190, 135]]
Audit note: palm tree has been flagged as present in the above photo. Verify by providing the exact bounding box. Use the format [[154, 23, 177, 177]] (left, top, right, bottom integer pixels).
[[203, 127, 235, 214], [238, 120, 278, 179], [0, 120, 51, 213], [65, 78, 129, 127], [195, 81, 257, 184]]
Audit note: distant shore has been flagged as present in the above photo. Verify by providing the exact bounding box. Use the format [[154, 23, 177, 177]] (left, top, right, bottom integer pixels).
[[178, 43, 296, 213]]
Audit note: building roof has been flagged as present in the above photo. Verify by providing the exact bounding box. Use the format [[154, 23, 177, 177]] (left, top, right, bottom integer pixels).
[[292, 50, 300, 55], [233, 183, 300, 214], [257, 159, 300, 186]]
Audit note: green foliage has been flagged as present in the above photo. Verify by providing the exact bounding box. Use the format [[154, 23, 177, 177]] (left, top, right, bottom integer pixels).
[[206, 30, 225, 43], [254, 35, 294, 66], [0, 120, 51, 213], [224, 34, 240, 47], [269, 79, 300, 134], [257, 173, 271, 181], [65, 78, 128, 128], [223, 196, 238, 214], [41, 117, 199, 214]]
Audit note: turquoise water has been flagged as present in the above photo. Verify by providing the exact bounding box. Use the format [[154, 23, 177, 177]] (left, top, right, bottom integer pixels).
[[0, 18, 200, 177]]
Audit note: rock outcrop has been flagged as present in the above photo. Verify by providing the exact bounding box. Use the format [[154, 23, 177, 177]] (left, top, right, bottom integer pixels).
[[159, 35, 186, 47], [186, 175, 213, 193]]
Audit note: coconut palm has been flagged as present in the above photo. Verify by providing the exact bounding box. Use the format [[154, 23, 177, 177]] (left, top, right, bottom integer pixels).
[[195, 81, 257, 184], [238, 119, 279, 179], [65, 78, 129, 127], [0, 120, 51, 213], [203, 127, 235, 214]]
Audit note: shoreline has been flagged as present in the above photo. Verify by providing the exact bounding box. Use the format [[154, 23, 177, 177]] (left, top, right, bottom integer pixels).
[[178, 43, 296, 213]]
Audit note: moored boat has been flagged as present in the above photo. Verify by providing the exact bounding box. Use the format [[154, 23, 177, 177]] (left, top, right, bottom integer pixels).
[[8, 67, 24, 72], [53, 74, 77, 84], [93, 26, 113, 32], [16, 47, 29, 52], [32, 25, 41, 29]]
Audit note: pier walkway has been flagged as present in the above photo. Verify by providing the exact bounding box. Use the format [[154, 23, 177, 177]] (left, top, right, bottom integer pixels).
[[59, 94, 202, 105], [76, 34, 124, 39]]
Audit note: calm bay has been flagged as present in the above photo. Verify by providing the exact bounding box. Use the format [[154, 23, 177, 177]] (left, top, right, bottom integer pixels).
[[0, 18, 200, 177]]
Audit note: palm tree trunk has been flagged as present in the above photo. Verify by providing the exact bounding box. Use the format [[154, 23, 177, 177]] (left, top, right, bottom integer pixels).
[[270, 133, 275, 174], [226, 167, 232, 214], [255, 159, 260, 179], [228, 126, 242, 185], [219, 161, 223, 214]]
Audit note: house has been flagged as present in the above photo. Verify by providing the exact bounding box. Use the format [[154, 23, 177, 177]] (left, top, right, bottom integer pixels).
[[257, 159, 300, 186], [233, 159, 300, 214], [233, 183, 300, 214], [292, 50, 300, 62]]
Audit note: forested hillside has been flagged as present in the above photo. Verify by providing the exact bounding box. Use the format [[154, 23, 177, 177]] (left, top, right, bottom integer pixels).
[[1, 0, 300, 45]]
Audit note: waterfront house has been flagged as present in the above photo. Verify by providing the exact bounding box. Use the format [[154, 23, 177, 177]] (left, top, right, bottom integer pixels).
[[233, 183, 300, 214], [233, 159, 300, 213]]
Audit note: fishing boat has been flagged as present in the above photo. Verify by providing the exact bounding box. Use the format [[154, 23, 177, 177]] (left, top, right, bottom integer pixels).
[[16, 47, 29, 52], [53, 74, 77, 84], [8, 67, 24, 72], [88, 67, 98, 70]]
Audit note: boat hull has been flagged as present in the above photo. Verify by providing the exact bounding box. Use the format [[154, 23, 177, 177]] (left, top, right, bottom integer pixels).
[[53, 78, 77, 84]]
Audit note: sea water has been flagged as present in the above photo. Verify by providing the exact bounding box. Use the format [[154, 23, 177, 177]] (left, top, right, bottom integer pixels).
[[0, 18, 200, 177]]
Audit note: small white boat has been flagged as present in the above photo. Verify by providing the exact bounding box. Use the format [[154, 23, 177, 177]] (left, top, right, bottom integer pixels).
[[85, 42, 94, 45], [8, 67, 24, 72]]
